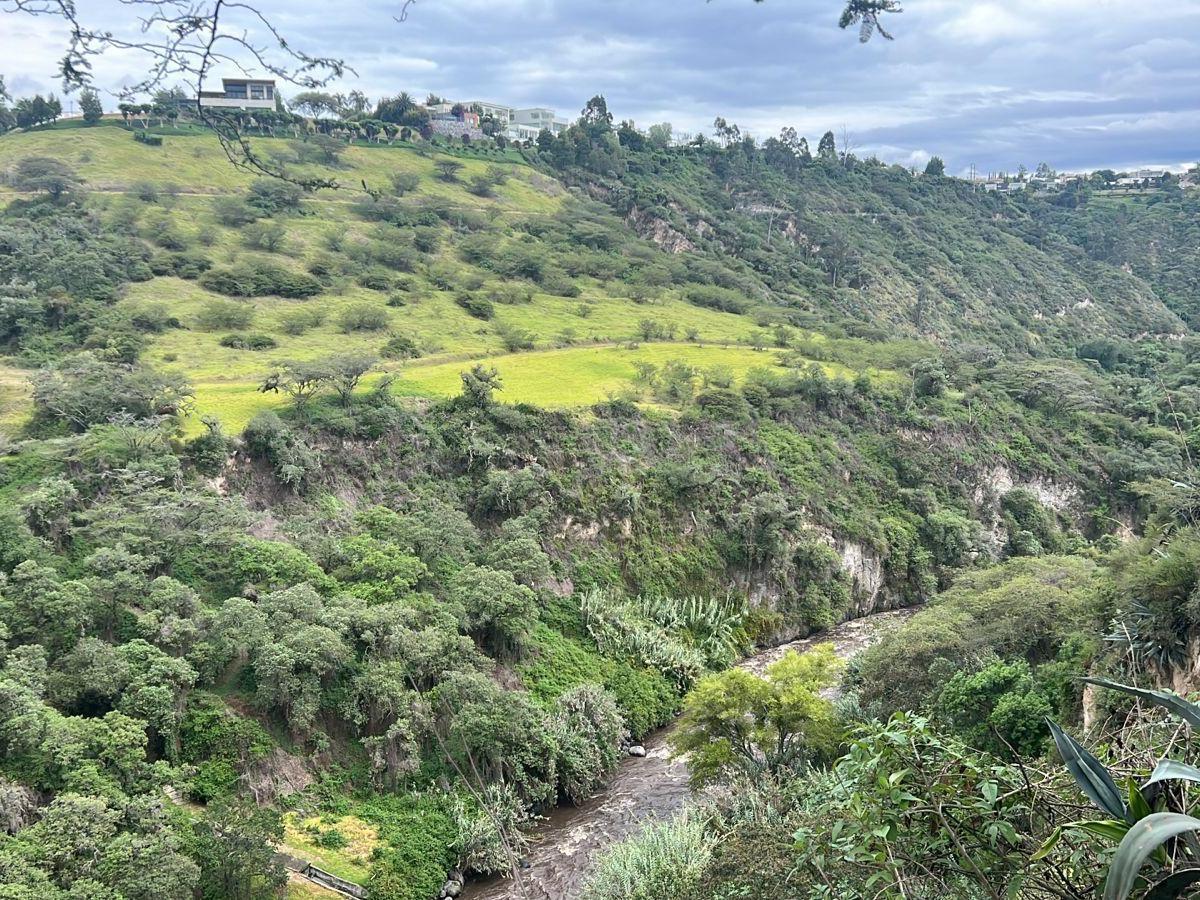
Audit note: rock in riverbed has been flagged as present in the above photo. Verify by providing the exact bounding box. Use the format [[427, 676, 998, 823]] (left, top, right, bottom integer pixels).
[[440, 870, 464, 898]]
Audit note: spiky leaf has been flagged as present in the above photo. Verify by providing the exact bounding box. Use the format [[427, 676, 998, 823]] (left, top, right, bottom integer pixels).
[[1048, 719, 1128, 821], [1083, 678, 1200, 729], [1145, 866, 1200, 899], [1144, 760, 1200, 791], [1105, 813, 1200, 900]]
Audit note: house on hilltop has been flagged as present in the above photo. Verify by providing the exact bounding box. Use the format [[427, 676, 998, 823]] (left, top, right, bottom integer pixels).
[[199, 78, 276, 110], [514, 107, 567, 137]]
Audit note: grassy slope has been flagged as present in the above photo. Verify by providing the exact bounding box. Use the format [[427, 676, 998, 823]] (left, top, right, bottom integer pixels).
[[602, 149, 1185, 351], [0, 125, 826, 433]]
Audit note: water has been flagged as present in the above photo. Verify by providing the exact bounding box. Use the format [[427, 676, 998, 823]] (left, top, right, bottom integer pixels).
[[461, 607, 915, 900]]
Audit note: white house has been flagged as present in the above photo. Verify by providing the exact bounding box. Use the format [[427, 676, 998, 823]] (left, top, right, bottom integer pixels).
[[198, 78, 276, 110], [512, 107, 568, 136], [468, 101, 515, 125]]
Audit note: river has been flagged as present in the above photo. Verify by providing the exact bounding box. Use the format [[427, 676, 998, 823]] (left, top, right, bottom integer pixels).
[[460, 606, 916, 900]]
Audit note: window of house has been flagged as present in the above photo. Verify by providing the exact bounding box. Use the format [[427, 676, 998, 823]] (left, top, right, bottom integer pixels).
[[265, 86, 274, 99], [249, 84, 265, 100], [225, 83, 247, 99]]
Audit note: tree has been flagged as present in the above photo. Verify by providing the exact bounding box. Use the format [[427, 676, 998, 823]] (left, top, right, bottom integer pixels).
[[325, 353, 377, 406], [31, 354, 193, 431], [434, 159, 464, 182], [457, 365, 503, 409], [817, 130, 837, 161], [375, 91, 414, 122], [258, 359, 331, 409], [669, 645, 842, 786], [796, 135, 812, 162], [448, 564, 538, 657], [837, 0, 902, 41], [12, 156, 83, 200], [289, 91, 341, 118], [190, 800, 286, 900], [924, 155, 945, 177], [79, 87, 103, 124], [646, 122, 672, 149], [580, 95, 613, 129]]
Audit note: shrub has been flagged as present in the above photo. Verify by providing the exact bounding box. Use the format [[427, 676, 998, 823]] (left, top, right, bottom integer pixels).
[[243, 220, 288, 253], [130, 180, 159, 202], [356, 267, 396, 291], [582, 815, 714, 900], [337, 303, 390, 333], [552, 684, 627, 804], [449, 784, 531, 875], [278, 307, 327, 335], [359, 795, 457, 900], [488, 283, 533, 305], [495, 321, 535, 352], [195, 298, 255, 331], [368, 242, 419, 273], [212, 195, 259, 227], [380, 333, 421, 359], [389, 171, 420, 196], [242, 411, 321, 487], [466, 174, 496, 197], [684, 284, 748, 314], [247, 178, 304, 214], [670, 645, 841, 786], [455, 292, 494, 320], [200, 260, 322, 298], [540, 269, 581, 297], [149, 251, 212, 279], [219, 332, 277, 351]]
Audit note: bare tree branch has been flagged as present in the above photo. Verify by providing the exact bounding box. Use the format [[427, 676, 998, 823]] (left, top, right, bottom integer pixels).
[[3, 0, 350, 186]]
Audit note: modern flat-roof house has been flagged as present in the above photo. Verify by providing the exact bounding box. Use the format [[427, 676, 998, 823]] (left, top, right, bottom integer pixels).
[[198, 78, 276, 110], [513, 107, 568, 136], [468, 101, 515, 125]]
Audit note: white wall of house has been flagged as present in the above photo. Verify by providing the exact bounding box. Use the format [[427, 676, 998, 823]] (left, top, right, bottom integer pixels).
[[198, 96, 275, 109], [469, 101, 515, 123], [199, 78, 276, 110]]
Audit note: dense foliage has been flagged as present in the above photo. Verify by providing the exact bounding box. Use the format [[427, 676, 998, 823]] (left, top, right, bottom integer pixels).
[[0, 104, 1198, 899]]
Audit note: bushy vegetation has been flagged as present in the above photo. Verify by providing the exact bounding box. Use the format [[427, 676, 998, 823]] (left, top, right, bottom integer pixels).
[[0, 105, 1198, 900]]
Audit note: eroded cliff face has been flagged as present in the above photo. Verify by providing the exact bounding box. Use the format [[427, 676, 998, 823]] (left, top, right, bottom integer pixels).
[[972, 463, 1083, 556], [552, 460, 1093, 646]]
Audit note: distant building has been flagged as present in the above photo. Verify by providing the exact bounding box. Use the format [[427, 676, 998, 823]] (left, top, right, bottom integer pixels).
[[513, 107, 568, 137], [419, 96, 569, 142], [468, 101, 515, 126], [198, 78, 276, 110]]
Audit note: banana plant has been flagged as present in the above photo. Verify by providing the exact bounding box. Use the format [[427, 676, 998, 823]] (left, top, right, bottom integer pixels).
[[1039, 677, 1200, 899]]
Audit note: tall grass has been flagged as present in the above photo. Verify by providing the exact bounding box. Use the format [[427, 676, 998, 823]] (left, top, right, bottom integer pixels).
[[581, 814, 714, 900]]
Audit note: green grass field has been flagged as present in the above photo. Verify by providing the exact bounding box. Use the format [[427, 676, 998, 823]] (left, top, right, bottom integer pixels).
[[280, 812, 377, 884], [0, 124, 905, 435]]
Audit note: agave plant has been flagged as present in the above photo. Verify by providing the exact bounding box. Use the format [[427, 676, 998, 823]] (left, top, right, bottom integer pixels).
[[1042, 677, 1200, 898]]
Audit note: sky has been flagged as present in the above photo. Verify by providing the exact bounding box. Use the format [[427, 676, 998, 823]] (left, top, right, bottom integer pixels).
[[2, 0, 1198, 175]]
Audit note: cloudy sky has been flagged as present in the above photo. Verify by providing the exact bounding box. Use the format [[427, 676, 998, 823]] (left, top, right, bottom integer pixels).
[[3, 0, 1198, 174]]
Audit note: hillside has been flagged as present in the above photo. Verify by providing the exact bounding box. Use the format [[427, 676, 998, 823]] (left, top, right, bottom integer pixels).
[[0, 124, 790, 433], [0, 121, 1190, 434], [3, 117, 1200, 900]]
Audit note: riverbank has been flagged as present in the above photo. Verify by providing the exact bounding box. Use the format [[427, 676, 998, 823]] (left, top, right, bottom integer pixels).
[[461, 607, 917, 900]]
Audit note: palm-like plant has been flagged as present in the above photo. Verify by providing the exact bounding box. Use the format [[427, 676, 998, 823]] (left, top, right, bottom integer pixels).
[[1044, 678, 1200, 898]]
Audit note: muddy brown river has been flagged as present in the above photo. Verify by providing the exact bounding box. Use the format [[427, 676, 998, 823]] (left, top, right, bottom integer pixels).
[[461, 607, 915, 900]]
